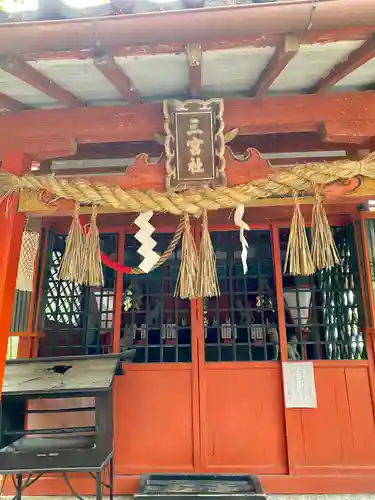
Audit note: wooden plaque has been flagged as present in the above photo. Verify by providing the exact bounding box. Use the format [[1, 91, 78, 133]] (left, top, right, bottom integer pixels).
[[163, 99, 226, 190]]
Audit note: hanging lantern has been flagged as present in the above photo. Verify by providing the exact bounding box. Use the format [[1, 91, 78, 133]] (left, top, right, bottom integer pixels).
[[283, 285, 312, 327], [284, 284, 312, 359]]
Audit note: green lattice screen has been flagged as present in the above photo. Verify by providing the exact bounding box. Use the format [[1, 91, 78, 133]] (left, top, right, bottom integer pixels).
[[120, 232, 191, 364], [280, 225, 366, 361], [38, 232, 117, 357], [204, 230, 278, 362]]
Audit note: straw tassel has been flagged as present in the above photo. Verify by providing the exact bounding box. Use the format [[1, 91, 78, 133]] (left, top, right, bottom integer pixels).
[[59, 204, 85, 283], [284, 198, 315, 276], [197, 211, 220, 298], [80, 206, 104, 287], [311, 191, 340, 270], [174, 214, 198, 299]]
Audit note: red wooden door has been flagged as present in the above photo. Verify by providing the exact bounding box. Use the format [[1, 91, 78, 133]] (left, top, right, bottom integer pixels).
[[114, 231, 202, 474], [114, 228, 288, 476], [196, 229, 288, 474]]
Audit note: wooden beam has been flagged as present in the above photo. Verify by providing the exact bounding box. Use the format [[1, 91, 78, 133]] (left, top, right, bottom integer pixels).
[[94, 54, 142, 104], [17, 27, 375, 64], [322, 120, 375, 144], [186, 43, 202, 98], [28, 148, 272, 193], [0, 93, 27, 113], [311, 36, 375, 93], [0, 92, 375, 155], [0, 0, 373, 57], [0, 57, 81, 108], [251, 36, 299, 97]]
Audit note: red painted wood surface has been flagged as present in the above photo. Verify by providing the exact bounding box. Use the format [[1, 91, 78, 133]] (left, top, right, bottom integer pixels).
[[199, 363, 287, 474], [7, 213, 375, 497], [0, 153, 31, 394], [288, 362, 375, 474], [0, 0, 373, 58], [0, 92, 374, 155], [114, 365, 195, 474], [7, 471, 375, 497]]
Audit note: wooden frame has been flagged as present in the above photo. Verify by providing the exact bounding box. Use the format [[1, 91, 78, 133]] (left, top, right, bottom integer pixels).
[[3, 202, 375, 496]]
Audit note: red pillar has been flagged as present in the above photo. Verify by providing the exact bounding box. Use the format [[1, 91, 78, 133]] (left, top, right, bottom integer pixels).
[[0, 153, 31, 394]]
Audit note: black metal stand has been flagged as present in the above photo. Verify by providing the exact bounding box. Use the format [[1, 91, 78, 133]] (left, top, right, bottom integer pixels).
[[110, 455, 114, 500], [7, 460, 114, 500], [16, 474, 22, 500], [96, 471, 102, 500]]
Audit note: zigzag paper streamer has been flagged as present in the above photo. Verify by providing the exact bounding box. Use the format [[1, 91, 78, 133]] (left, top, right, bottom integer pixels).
[[134, 211, 159, 273], [234, 205, 250, 274]]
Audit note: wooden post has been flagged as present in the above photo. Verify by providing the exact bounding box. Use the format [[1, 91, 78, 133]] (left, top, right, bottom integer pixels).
[[271, 223, 297, 475], [0, 153, 31, 394], [112, 231, 125, 354]]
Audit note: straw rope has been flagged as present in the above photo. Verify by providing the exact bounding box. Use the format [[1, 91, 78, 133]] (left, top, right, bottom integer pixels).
[[1, 154, 375, 215]]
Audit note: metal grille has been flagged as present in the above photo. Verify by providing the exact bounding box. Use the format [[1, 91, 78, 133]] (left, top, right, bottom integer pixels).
[[204, 230, 279, 362], [121, 233, 191, 363], [39, 232, 118, 357], [280, 225, 366, 360], [7, 289, 31, 359], [11, 290, 31, 333]]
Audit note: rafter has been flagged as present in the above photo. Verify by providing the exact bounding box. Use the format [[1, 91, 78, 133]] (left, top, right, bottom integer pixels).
[[311, 36, 375, 93], [0, 57, 81, 108], [186, 43, 202, 98], [0, 93, 27, 113], [94, 54, 142, 104], [251, 36, 299, 97]]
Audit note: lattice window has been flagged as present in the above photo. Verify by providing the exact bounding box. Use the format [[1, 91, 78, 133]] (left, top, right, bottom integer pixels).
[[280, 225, 366, 361], [39, 233, 117, 357], [365, 219, 375, 324], [204, 230, 279, 362], [45, 244, 82, 327], [121, 233, 191, 364]]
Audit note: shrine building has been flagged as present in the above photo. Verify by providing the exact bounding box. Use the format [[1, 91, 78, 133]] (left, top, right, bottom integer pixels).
[[1, 0, 375, 498]]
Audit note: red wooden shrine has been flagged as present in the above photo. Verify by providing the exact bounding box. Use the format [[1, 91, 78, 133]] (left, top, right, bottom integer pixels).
[[1, 0, 375, 496]]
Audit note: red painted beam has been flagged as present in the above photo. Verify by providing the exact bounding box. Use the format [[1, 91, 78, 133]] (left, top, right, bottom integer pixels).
[[251, 36, 299, 97], [0, 57, 81, 108], [94, 54, 142, 104], [0, 93, 27, 113], [0, 0, 373, 57], [0, 92, 374, 155], [322, 120, 375, 144], [311, 36, 375, 93], [18, 27, 375, 64], [187, 43, 202, 98]]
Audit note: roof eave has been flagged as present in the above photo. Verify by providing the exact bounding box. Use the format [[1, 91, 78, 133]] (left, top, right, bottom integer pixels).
[[0, 0, 374, 57]]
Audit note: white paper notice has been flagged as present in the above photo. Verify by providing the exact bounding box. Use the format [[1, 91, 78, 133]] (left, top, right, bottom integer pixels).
[[282, 361, 317, 408]]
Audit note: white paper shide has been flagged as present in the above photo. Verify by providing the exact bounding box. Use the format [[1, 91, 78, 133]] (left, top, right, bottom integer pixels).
[[234, 204, 250, 274], [134, 211, 159, 273]]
